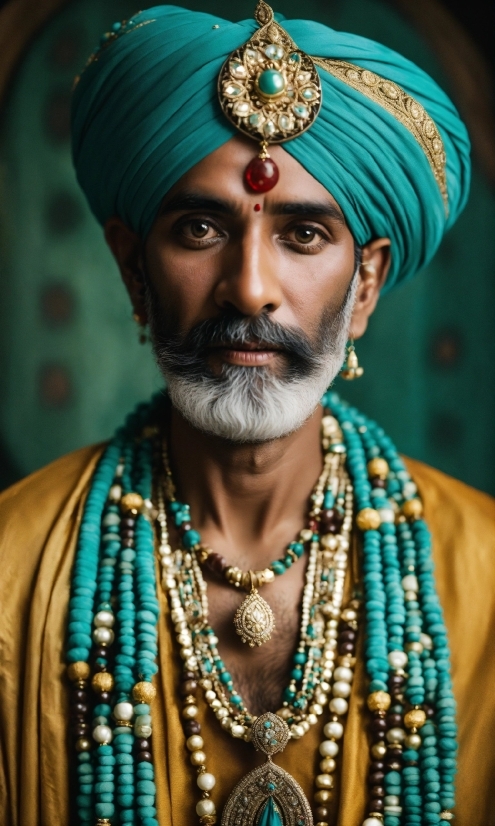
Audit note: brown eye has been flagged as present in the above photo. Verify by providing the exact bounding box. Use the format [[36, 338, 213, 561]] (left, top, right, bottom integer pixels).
[[294, 227, 317, 244], [190, 220, 210, 238]]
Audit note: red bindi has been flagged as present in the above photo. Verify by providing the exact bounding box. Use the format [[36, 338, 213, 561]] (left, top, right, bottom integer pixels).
[[254, 203, 261, 212]]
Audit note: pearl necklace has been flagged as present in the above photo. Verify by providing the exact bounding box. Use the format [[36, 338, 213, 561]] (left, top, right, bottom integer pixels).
[[155, 415, 362, 824]]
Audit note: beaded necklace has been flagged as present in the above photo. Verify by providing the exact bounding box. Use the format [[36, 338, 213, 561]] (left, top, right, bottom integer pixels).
[[161, 415, 349, 651], [66, 392, 457, 826]]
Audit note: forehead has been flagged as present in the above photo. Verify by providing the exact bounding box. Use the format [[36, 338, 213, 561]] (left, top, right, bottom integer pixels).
[[161, 135, 343, 212]]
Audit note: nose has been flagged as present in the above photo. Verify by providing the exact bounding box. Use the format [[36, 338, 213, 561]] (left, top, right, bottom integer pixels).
[[213, 226, 283, 316]]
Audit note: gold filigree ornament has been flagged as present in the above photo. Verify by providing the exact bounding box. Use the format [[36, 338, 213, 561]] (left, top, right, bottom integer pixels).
[[233, 574, 275, 647], [312, 57, 449, 213], [218, 1, 322, 192], [221, 712, 313, 826]]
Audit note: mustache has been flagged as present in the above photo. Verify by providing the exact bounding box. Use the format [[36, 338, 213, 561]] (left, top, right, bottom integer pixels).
[[151, 312, 323, 379]]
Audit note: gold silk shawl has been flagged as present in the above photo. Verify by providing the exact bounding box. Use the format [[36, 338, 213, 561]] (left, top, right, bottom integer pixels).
[[0, 444, 494, 825]]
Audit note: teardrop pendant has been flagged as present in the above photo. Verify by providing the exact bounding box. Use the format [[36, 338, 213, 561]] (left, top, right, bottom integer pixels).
[[233, 588, 275, 647], [244, 142, 279, 193]]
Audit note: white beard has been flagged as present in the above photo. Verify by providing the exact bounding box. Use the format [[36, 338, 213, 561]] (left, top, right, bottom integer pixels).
[[163, 276, 358, 444]]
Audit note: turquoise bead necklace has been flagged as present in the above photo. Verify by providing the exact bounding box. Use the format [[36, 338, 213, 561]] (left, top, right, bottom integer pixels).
[[161, 426, 348, 649], [65, 392, 457, 826]]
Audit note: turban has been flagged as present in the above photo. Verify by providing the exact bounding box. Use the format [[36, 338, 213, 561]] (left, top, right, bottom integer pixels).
[[71, 4, 471, 292]]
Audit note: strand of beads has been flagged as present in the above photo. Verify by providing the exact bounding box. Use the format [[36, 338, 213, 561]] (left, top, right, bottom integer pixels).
[[155, 483, 218, 826], [162, 442, 318, 593], [313, 599, 360, 826], [325, 391, 456, 826], [66, 436, 123, 826]]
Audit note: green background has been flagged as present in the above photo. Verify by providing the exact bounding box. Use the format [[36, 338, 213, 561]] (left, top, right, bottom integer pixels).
[[0, 0, 494, 493]]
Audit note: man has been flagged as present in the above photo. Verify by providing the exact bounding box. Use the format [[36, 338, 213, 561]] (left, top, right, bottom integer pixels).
[[0, 3, 494, 825]]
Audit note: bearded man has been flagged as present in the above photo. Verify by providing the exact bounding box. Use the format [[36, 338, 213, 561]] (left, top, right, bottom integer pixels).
[[1, 3, 494, 826]]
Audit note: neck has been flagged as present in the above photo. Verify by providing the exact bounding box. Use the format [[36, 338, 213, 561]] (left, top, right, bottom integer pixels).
[[167, 403, 324, 568]]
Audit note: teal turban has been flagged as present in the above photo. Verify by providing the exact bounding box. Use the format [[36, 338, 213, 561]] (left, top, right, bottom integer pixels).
[[71, 5, 470, 292]]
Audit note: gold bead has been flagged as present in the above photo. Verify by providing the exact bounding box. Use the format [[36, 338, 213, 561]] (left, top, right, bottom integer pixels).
[[199, 817, 217, 825], [120, 492, 144, 514], [367, 691, 392, 712], [314, 790, 332, 804], [367, 458, 389, 479], [91, 671, 114, 693], [67, 661, 90, 682], [404, 708, 426, 729], [402, 498, 423, 520], [132, 681, 157, 704], [371, 742, 387, 759], [96, 820, 112, 826], [75, 737, 92, 752], [315, 823, 329, 826], [356, 508, 381, 531]]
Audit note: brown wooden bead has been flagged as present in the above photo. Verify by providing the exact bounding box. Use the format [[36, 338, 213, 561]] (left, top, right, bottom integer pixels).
[[315, 807, 329, 820], [73, 724, 90, 737], [370, 761, 385, 772], [370, 786, 384, 798], [93, 647, 108, 660], [121, 517, 135, 528], [137, 751, 153, 762], [368, 772, 384, 786], [180, 523, 192, 532], [93, 663, 107, 673], [72, 703, 89, 715], [371, 718, 387, 733], [184, 720, 201, 736], [339, 629, 356, 641], [137, 739, 151, 751], [372, 799, 385, 812], [72, 689, 88, 702], [206, 553, 227, 576], [386, 713, 403, 727], [183, 671, 196, 681], [121, 529, 135, 539], [181, 680, 198, 696], [99, 691, 110, 702], [371, 478, 386, 488], [122, 538, 135, 548], [339, 642, 354, 655]]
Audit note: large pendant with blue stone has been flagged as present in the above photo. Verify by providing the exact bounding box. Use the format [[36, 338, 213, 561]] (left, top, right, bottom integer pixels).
[[221, 713, 313, 826]]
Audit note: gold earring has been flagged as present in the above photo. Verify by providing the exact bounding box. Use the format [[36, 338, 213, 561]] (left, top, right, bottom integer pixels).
[[360, 261, 377, 276], [340, 338, 364, 380], [133, 312, 148, 345]]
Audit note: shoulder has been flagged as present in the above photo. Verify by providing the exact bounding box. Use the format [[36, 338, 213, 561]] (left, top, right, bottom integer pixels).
[[404, 456, 495, 533], [0, 443, 106, 560]]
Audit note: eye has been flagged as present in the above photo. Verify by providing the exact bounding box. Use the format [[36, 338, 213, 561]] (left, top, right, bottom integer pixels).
[[293, 227, 318, 244], [188, 220, 213, 238]]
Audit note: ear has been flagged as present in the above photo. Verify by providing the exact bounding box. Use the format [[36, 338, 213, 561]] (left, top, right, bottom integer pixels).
[[350, 237, 391, 338], [104, 217, 148, 323]]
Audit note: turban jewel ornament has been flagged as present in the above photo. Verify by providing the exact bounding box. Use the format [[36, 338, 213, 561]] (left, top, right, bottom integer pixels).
[[218, 1, 322, 192], [71, 2, 471, 291]]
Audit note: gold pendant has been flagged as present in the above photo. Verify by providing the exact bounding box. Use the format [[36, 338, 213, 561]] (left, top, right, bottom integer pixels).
[[221, 712, 313, 826], [234, 588, 275, 647]]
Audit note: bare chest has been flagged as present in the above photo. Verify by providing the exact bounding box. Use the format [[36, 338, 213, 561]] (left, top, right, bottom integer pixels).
[[205, 572, 303, 716]]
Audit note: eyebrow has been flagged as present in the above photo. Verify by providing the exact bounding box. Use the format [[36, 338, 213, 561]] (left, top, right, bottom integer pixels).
[[270, 201, 346, 225], [159, 192, 241, 216], [159, 191, 346, 225]]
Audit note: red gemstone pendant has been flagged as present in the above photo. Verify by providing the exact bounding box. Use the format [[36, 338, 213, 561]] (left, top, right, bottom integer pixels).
[[245, 154, 279, 193]]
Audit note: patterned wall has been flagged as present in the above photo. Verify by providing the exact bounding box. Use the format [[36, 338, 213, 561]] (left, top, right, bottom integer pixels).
[[0, 0, 494, 494]]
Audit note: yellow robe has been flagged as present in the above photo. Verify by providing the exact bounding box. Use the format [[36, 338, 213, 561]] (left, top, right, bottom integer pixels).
[[0, 445, 494, 825]]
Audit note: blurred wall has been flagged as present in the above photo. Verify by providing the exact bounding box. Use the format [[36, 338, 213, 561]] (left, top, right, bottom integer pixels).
[[0, 0, 494, 493]]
